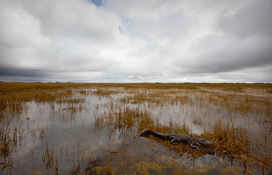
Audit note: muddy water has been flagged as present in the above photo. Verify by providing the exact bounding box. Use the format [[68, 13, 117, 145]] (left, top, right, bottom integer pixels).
[[0, 89, 271, 174]]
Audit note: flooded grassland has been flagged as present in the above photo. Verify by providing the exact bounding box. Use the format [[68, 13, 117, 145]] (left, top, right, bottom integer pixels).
[[0, 82, 271, 174]]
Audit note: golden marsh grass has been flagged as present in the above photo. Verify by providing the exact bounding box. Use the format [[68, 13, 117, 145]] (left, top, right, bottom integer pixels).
[[0, 82, 271, 174]]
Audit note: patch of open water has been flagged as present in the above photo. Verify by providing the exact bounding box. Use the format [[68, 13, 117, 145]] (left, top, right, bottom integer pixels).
[[0, 89, 271, 174]]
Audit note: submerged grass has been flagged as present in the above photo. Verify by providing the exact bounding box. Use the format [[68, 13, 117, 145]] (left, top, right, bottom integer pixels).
[[0, 130, 10, 158], [89, 109, 271, 174], [94, 104, 146, 133], [90, 85, 271, 173], [206, 122, 271, 171], [93, 101, 271, 173], [138, 118, 271, 171], [0, 82, 271, 174]]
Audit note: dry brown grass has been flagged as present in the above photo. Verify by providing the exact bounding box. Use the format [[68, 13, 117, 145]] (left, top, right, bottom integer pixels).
[[0, 82, 88, 119], [1, 82, 271, 173], [90, 85, 271, 172], [137, 120, 271, 171]]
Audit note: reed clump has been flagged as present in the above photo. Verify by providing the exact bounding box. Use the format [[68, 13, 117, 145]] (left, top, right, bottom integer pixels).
[[204, 121, 270, 171], [138, 117, 271, 171], [0, 130, 13, 172], [94, 104, 146, 132], [41, 143, 61, 174], [206, 121, 250, 156], [41, 143, 54, 170], [92, 89, 115, 96], [0, 132, 10, 158]]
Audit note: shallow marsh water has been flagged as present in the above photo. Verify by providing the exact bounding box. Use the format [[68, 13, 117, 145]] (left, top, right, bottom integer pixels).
[[0, 84, 271, 174]]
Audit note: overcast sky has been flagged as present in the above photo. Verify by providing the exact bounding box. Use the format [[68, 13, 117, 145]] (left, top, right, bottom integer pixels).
[[0, 0, 271, 83]]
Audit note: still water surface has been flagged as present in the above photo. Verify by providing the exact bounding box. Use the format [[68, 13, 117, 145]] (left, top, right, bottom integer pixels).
[[0, 88, 271, 174]]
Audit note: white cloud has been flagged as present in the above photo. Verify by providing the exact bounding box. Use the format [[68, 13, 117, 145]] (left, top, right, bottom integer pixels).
[[0, 0, 271, 82], [0, 2, 51, 69]]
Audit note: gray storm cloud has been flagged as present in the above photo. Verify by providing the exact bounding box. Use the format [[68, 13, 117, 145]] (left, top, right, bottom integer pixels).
[[0, 0, 271, 82]]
